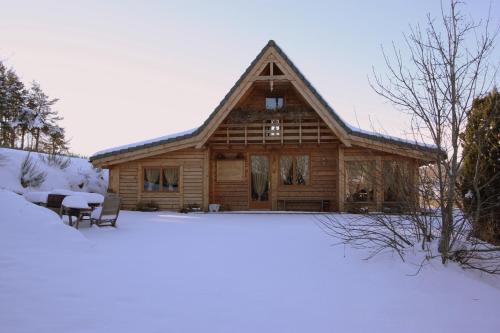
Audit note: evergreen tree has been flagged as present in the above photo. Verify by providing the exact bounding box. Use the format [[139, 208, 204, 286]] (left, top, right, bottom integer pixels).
[[26, 82, 59, 151], [0, 61, 9, 145], [461, 89, 500, 244], [0, 60, 67, 153], [3, 69, 26, 147]]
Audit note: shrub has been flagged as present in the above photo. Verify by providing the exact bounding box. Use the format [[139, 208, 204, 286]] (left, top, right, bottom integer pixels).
[[136, 201, 159, 212], [20, 153, 47, 188], [40, 153, 71, 170]]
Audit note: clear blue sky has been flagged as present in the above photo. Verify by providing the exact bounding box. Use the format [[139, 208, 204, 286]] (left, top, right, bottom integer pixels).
[[1, 0, 498, 155]]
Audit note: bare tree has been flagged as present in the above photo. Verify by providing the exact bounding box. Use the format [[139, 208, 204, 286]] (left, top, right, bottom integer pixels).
[[318, 1, 500, 274], [369, 0, 498, 264]]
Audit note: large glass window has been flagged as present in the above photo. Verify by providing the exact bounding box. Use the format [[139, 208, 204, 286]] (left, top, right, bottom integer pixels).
[[265, 97, 284, 110], [345, 161, 375, 202], [383, 161, 410, 202], [143, 167, 180, 192], [280, 155, 309, 185]]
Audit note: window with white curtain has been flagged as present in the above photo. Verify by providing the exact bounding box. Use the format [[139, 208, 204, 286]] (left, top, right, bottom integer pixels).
[[280, 155, 309, 185], [143, 167, 180, 192]]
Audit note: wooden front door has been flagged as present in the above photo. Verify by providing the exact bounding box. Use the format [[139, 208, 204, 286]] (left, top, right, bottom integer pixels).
[[249, 155, 271, 210]]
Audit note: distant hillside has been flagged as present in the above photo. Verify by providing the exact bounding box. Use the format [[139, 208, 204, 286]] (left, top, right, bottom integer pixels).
[[0, 147, 108, 194]]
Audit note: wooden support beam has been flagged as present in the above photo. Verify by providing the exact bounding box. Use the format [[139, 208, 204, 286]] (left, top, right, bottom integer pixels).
[[202, 147, 210, 211], [375, 156, 383, 212], [280, 118, 284, 145], [299, 119, 302, 144], [244, 125, 248, 146], [338, 146, 344, 212], [317, 119, 321, 144], [262, 120, 266, 144]]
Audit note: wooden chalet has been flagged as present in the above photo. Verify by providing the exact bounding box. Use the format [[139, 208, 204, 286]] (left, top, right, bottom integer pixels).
[[90, 40, 437, 212]]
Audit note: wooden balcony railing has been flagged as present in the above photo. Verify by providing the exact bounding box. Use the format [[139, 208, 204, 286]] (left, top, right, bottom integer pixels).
[[208, 118, 336, 145]]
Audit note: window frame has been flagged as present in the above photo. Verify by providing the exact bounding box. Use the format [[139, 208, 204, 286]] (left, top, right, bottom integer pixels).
[[278, 154, 311, 187], [344, 160, 376, 203], [265, 96, 285, 111], [142, 166, 181, 193], [382, 159, 410, 203]]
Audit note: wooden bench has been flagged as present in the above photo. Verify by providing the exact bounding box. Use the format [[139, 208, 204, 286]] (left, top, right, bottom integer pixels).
[[277, 199, 330, 212]]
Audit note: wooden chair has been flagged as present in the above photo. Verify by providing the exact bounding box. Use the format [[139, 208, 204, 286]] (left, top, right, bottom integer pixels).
[[46, 194, 67, 215], [90, 194, 121, 227]]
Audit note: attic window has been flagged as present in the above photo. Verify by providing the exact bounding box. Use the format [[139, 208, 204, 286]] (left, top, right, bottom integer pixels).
[[265, 97, 284, 111]]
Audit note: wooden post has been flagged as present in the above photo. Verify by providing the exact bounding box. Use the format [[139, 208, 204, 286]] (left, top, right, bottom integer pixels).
[[262, 120, 266, 144], [226, 126, 229, 144], [180, 165, 185, 209], [280, 118, 284, 145], [271, 154, 278, 210], [337, 146, 344, 212], [137, 163, 142, 204], [202, 147, 210, 211], [299, 119, 302, 144], [317, 120, 321, 144], [109, 166, 120, 194], [375, 157, 383, 211], [244, 125, 248, 146]]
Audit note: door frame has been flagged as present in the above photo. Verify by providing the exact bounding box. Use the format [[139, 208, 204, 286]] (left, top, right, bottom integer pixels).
[[248, 153, 272, 210]]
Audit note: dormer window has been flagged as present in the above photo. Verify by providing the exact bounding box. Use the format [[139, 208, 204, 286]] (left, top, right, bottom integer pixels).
[[265, 97, 284, 111]]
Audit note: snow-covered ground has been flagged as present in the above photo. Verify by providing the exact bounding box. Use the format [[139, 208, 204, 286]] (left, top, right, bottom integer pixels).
[[1, 190, 499, 333], [0, 147, 107, 194]]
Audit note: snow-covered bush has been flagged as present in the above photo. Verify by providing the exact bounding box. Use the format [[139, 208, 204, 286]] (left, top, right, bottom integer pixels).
[[40, 153, 71, 170], [19, 153, 47, 188], [69, 167, 107, 194]]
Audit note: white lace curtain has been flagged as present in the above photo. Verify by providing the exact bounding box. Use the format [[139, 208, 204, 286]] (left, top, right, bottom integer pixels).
[[295, 156, 309, 185], [280, 156, 293, 185], [145, 169, 160, 191], [251, 156, 269, 200], [163, 168, 179, 191]]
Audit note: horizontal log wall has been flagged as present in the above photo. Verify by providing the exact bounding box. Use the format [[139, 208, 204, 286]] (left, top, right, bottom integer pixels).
[[117, 148, 206, 211], [118, 162, 139, 210], [276, 147, 338, 211], [209, 144, 339, 211]]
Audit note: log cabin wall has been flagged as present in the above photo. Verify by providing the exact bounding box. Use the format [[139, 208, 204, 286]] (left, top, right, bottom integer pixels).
[[207, 81, 340, 211], [118, 162, 139, 210], [117, 148, 206, 211], [209, 144, 338, 211]]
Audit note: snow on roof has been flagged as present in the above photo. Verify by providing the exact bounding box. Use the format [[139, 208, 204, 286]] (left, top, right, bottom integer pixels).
[[91, 127, 199, 159], [347, 124, 438, 150]]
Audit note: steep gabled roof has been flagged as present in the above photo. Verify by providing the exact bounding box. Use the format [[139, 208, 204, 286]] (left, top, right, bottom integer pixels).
[[90, 40, 438, 163]]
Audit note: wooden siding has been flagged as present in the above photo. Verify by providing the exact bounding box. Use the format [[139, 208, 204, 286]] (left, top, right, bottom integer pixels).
[[209, 144, 338, 211], [276, 147, 338, 211], [118, 162, 139, 210], [117, 148, 206, 211]]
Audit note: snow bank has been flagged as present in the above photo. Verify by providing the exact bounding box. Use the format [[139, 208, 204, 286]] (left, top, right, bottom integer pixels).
[[0, 190, 85, 248], [0, 148, 108, 194]]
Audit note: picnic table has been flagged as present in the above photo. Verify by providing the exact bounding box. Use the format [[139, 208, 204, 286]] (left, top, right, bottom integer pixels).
[[23, 190, 105, 228], [61, 196, 92, 229]]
